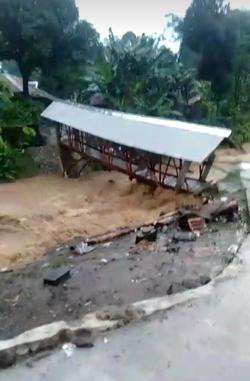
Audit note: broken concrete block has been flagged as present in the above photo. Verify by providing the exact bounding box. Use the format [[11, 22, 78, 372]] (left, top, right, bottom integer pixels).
[[44, 267, 71, 286], [173, 232, 196, 242], [188, 217, 207, 234], [70, 242, 94, 255], [135, 226, 157, 244]]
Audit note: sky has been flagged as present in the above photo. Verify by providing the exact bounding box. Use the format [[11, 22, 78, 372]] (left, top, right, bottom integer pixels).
[[76, 0, 250, 51]]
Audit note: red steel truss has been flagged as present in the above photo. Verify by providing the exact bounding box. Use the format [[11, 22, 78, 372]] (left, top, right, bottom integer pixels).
[[58, 125, 214, 194]]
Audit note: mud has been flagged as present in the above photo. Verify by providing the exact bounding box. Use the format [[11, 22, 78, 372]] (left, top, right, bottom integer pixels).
[[0, 216, 245, 340], [0, 172, 201, 268]]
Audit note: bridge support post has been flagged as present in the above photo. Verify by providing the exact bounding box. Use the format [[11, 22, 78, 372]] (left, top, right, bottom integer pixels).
[[176, 160, 191, 191]]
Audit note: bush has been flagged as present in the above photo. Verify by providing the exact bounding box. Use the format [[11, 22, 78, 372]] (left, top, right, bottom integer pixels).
[[0, 139, 20, 181], [0, 99, 43, 148]]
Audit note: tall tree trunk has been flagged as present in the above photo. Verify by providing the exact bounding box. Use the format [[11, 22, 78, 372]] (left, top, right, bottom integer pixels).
[[22, 73, 29, 97], [18, 60, 30, 97]]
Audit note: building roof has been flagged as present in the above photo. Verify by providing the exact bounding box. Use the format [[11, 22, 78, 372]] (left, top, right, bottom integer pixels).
[[1, 73, 55, 101], [41, 100, 231, 163]]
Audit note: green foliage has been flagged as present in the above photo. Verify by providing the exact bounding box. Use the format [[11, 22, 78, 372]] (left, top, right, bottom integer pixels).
[[0, 0, 87, 96], [82, 31, 201, 120], [40, 20, 101, 98], [0, 138, 20, 181], [0, 99, 42, 147], [0, 77, 12, 103], [179, 0, 235, 97]]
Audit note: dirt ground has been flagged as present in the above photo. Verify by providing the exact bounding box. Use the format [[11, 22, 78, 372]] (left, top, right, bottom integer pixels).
[[0, 216, 246, 340]]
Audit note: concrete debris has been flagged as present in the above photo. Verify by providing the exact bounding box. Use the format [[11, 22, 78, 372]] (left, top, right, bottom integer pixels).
[[200, 199, 239, 221], [100, 258, 108, 265], [162, 225, 168, 234], [102, 242, 112, 248], [135, 226, 157, 244], [44, 267, 71, 286], [173, 232, 197, 242], [62, 343, 76, 357], [71, 242, 95, 255], [227, 245, 238, 255], [188, 217, 207, 234], [0, 267, 13, 273]]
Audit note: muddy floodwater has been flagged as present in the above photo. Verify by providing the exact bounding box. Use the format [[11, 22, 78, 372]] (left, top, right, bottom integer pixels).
[[0, 146, 250, 339], [0, 172, 201, 268]]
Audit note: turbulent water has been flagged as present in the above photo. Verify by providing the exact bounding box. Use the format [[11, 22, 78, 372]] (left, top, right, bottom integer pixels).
[[0, 172, 200, 268]]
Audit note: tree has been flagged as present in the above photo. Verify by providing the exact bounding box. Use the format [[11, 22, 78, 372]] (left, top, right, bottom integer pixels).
[[0, 0, 79, 96], [179, 0, 236, 98], [228, 10, 250, 108], [40, 20, 101, 99], [82, 31, 201, 120]]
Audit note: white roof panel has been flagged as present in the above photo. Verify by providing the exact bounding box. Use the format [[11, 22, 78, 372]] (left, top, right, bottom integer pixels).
[[41, 101, 231, 163]]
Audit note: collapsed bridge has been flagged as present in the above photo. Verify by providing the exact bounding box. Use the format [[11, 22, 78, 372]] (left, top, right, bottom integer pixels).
[[41, 101, 231, 194]]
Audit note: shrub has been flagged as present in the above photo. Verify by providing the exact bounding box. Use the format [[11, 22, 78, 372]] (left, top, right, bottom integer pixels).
[[0, 138, 20, 181], [0, 99, 43, 147]]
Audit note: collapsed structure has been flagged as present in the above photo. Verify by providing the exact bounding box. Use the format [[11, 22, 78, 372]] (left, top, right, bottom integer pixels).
[[41, 100, 231, 194]]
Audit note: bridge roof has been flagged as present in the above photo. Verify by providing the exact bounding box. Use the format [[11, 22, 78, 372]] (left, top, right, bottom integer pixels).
[[42, 100, 231, 163]]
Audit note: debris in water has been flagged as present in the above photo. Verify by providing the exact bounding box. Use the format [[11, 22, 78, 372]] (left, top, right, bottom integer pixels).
[[44, 267, 71, 286]]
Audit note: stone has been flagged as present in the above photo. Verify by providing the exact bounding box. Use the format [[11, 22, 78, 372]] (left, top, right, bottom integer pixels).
[[0, 349, 15, 368], [44, 267, 71, 286], [16, 345, 29, 359], [135, 227, 157, 244], [162, 225, 168, 234], [71, 329, 94, 349]]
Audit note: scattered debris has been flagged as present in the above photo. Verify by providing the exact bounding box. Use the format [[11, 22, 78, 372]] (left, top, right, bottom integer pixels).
[[162, 225, 168, 234], [44, 267, 71, 286], [227, 244, 238, 255], [188, 217, 207, 234], [71, 329, 94, 349], [102, 242, 112, 248], [200, 199, 239, 221], [70, 241, 95, 255], [100, 258, 108, 265], [104, 337, 109, 344], [135, 226, 157, 244], [0, 267, 13, 273], [173, 232, 197, 242], [62, 343, 76, 357]]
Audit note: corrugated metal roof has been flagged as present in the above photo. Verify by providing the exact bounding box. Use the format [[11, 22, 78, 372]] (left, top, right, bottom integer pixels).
[[41, 100, 231, 163]]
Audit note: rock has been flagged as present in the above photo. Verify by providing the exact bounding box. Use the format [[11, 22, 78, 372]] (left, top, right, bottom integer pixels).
[[71, 242, 95, 255], [0, 267, 13, 273], [44, 267, 71, 286], [16, 345, 29, 359], [162, 225, 168, 234], [0, 349, 15, 368], [71, 329, 94, 349], [135, 227, 157, 244]]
